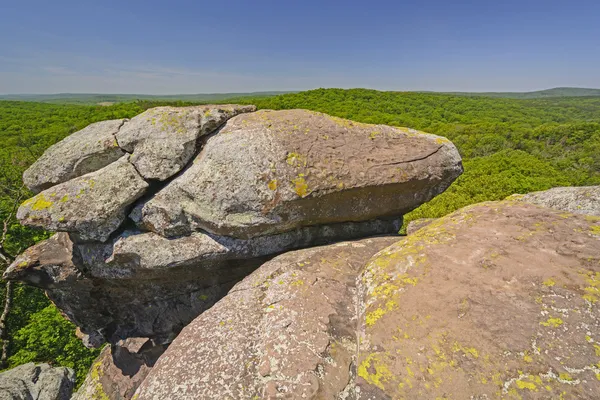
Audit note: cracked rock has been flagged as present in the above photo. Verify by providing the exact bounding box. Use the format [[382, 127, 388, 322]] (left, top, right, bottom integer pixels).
[[23, 119, 127, 193]]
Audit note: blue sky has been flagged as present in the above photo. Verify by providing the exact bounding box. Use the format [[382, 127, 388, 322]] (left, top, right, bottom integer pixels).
[[1, 0, 599, 94]]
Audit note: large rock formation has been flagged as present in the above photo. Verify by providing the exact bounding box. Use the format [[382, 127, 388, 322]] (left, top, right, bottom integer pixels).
[[6, 107, 462, 347], [136, 109, 463, 239], [0, 362, 75, 400], [135, 200, 600, 399]]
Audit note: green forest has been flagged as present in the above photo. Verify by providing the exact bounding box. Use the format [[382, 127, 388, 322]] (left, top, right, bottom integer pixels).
[[1, 89, 599, 385]]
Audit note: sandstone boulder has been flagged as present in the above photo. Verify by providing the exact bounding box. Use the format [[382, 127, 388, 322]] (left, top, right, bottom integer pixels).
[[72, 338, 166, 400], [22, 119, 126, 193], [133, 236, 400, 400], [358, 201, 600, 399], [510, 185, 600, 216], [116, 105, 256, 180], [135, 201, 600, 399], [0, 362, 74, 400], [17, 156, 149, 242], [136, 109, 463, 238], [4, 219, 401, 345]]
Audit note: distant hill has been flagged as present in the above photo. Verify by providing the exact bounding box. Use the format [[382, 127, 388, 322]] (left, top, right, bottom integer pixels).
[[436, 87, 600, 99], [0, 91, 295, 105], [2, 87, 599, 105]]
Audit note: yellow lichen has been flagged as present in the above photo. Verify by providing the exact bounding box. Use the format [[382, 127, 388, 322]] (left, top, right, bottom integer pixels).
[[358, 353, 394, 390], [291, 176, 309, 197], [540, 317, 564, 328], [543, 278, 556, 287], [267, 179, 278, 191], [24, 194, 53, 211], [286, 152, 307, 168]]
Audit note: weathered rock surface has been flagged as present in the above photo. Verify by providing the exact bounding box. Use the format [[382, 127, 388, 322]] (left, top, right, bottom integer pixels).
[[0, 362, 75, 400], [4, 219, 401, 345], [116, 105, 256, 180], [136, 109, 463, 239], [134, 236, 400, 400], [17, 157, 149, 242], [72, 338, 166, 400], [136, 201, 600, 399], [405, 217, 437, 235], [23, 119, 126, 193], [510, 185, 600, 216], [358, 201, 600, 399]]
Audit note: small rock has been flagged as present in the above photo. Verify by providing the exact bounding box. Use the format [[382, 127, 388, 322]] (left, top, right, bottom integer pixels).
[[23, 119, 126, 193], [116, 104, 256, 181], [0, 362, 74, 400], [17, 156, 149, 242]]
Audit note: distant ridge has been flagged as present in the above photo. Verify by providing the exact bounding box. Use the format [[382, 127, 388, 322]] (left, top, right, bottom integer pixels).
[[433, 87, 600, 99], [0, 91, 295, 105], [1, 87, 599, 105]]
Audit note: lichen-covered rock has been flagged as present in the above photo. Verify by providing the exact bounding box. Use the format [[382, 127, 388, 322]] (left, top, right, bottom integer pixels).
[[134, 201, 600, 399], [115, 104, 256, 180], [3, 219, 400, 345], [137, 109, 463, 238], [72, 338, 166, 400], [22, 119, 126, 193], [17, 156, 149, 242], [510, 185, 600, 216], [133, 236, 400, 400], [405, 217, 437, 235], [0, 362, 75, 400], [358, 201, 600, 399]]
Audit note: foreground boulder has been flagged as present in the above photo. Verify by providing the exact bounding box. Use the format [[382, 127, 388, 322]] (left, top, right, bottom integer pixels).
[[135, 201, 600, 399], [22, 119, 126, 193], [116, 105, 256, 180], [136, 109, 463, 238], [134, 236, 400, 400], [72, 338, 166, 400], [17, 156, 149, 242], [4, 219, 401, 344], [0, 362, 74, 400], [511, 185, 600, 216]]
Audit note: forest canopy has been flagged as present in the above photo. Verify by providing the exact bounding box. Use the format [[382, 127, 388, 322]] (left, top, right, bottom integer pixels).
[[1, 89, 599, 384]]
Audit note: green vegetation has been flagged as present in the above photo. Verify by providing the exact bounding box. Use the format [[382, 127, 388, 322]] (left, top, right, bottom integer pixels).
[[0, 91, 293, 105], [1, 88, 599, 383]]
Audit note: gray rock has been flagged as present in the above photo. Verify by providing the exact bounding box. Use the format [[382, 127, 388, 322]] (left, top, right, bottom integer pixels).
[[133, 236, 400, 400], [17, 156, 149, 242], [509, 185, 600, 216], [22, 119, 126, 193], [0, 362, 74, 400], [137, 109, 463, 239], [4, 218, 401, 345], [116, 105, 256, 181]]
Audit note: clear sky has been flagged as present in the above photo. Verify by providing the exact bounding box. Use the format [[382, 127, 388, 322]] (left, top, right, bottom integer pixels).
[[1, 0, 599, 94]]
